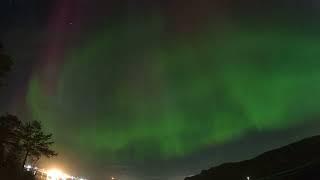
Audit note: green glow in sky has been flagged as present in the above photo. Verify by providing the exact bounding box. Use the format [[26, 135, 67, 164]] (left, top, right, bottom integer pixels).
[[27, 19, 320, 160]]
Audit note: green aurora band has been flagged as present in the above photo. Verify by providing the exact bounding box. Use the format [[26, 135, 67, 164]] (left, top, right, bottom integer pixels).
[[27, 19, 320, 160]]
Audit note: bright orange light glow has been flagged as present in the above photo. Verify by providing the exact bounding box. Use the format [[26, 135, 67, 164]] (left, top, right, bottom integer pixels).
[[46, 168, 70, 180]]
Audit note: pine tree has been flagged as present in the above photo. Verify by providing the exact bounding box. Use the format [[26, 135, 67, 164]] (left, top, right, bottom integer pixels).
[[20, 121, 57, 168], [0, 114, 21, 166]]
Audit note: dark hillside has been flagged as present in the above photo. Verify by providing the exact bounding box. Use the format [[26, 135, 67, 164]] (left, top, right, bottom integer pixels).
[[186, 135, 320, 180]]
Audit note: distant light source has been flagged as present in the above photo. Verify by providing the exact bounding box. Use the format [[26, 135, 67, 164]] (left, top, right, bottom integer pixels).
[[111, 177, 116, 180], [47, 168, 70, 180], [246, 176, 250, 180]]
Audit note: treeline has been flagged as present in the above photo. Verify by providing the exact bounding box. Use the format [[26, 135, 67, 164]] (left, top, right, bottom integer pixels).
[[0, 43, 57, 179]]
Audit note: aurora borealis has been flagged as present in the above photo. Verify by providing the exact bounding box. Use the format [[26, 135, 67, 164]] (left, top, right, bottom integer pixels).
[[2, 0, 320, 179]]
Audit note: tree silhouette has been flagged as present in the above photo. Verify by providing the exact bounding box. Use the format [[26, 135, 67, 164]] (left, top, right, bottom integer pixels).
[[20, 120, 57, 168], [0, 43, 43, 180], [0, 42, 13, 86], [0, 114, 21, 166]]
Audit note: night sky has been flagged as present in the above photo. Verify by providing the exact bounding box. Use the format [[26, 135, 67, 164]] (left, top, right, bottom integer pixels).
[[2, 0, 320, 179]]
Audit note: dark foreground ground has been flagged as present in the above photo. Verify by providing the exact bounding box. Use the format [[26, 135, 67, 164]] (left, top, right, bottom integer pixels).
[[186, 135, 320, 180], [0, 169, 35, 180]]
